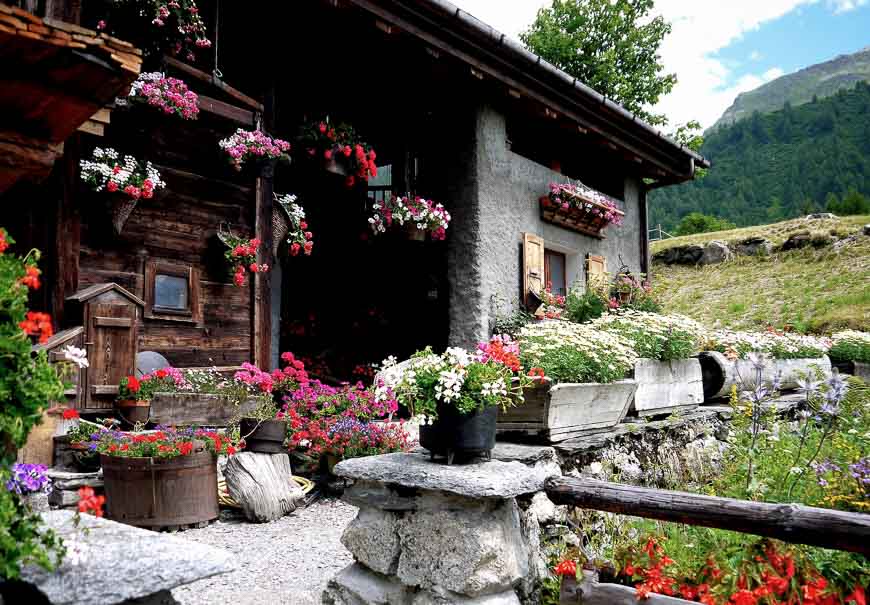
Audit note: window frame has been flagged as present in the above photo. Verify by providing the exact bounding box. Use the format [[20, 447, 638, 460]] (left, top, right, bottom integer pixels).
[[144, 259, 202, 325]]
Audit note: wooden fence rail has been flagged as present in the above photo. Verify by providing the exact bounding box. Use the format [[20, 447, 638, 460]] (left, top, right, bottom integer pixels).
[[545, 476, 870, 556]]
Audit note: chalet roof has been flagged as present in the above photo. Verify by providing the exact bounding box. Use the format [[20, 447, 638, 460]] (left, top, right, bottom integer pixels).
[[346, 0, 709, 183]]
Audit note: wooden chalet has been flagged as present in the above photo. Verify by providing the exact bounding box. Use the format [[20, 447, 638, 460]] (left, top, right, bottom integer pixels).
[[1, 0, 708, 413]]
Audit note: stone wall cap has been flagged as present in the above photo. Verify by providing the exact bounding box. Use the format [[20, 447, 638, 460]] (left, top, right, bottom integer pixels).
[[20, 510, 235, 604], [334, 451, 557, 498]]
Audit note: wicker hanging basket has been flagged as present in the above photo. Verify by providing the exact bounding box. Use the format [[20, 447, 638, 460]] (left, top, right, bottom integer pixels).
[[272, 202, 291, 256], [109, 196, 138, 235]]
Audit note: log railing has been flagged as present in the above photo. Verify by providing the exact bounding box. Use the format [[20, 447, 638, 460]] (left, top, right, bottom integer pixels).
[[545, 476, 870, 556]]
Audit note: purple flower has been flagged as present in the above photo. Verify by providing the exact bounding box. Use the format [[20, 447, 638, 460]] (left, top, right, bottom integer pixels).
[[5, 463, 52, 495]]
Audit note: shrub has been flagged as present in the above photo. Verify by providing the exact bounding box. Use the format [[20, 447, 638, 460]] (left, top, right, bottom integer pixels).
[[828, 330, 870, 364], [518, 321, 637, 384], [565, 288, 608, 324], [590, 311, 705, 361], [673, 212, 736, 236]]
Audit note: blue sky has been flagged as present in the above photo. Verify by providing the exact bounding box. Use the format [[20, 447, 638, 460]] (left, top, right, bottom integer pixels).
[[451, 0, 870, 128]]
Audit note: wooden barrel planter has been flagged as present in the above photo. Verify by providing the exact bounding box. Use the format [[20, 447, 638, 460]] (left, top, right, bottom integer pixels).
[[699, 351, 832, 401], [101, 449, 218, 530], [239, 418, 287, 453]]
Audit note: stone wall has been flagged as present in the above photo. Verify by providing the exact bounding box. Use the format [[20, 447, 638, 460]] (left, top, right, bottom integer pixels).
[[447, 103, 645, 348]]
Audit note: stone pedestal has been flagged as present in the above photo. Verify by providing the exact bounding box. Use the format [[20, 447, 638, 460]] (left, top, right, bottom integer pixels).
[[324, 452, 559, 605]]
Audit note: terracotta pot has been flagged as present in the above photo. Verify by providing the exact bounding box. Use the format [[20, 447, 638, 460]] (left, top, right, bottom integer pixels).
[[114, 399, 150, 427]]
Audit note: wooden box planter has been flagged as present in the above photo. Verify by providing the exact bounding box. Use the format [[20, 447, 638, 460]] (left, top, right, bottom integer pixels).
[[630, 358, 703, 417], [539, 196, 624, 239], [101, 449, 219, 529], [699, 351, 832, 401], [149, 392, 261, 426], [497, 379, 637, 443]]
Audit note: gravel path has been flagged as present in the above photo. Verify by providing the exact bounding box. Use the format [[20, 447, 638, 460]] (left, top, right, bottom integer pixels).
[[172, 499, 357, 605]]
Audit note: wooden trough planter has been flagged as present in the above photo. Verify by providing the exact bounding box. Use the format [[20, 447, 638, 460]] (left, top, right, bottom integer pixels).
[[630, 358, 703, 417], [149, 392, 261, 426], [699, 351, 832, 401], [561, 573, 696, 605], [497, 380, 636, 443], [101, 449, 219, 530]]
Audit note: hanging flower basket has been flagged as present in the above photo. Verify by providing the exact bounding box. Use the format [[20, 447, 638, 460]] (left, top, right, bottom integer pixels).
[[297, 117, 378, 188], [272, 204, 290, 255], [217, 223, 270, 286], [368, 195, 451, 241], [274, 193, 313, 257], [540, 182, 624, 238], [109, 195, 139, 235], [219, 129, 290, 173]]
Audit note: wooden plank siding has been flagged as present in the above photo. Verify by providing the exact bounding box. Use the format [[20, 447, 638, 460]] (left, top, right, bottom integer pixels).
[[77, 105, 259, 368]]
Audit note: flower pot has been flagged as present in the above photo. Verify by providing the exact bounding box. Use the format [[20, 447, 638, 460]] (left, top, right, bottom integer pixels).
[[698, 351, 832, 401], [323, 156, 349, 177], [498, 379, 637, 443], [239, 418, 287, 453], [272, 203, 291, 256], [404, 223, 426, 242], [21, 491, 50, 513], [419, 404, 498, 465], [108, 195, 138, 235], [630, 358, 703, 417], [101, 449, 219, 529], [114, 399, 150, 427]]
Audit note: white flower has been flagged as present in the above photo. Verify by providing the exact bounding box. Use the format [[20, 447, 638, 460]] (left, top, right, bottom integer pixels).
[[788, 466, 804, 475], [63, 345, 89, 369]]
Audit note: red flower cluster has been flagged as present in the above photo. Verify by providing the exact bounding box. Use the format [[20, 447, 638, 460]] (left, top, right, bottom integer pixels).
[[619, 537, 865, 605], [77, 486, 105, 517], [19, 265, 40, 289], [0, 228, 8, 254], [20, 311, 53, 343], [554, 559, 577, 577], [477, 335, 522, 372], [62, 408, 80, 420], [527, 367, 546, 381], [225, 236, 269, 287], [299, 119, 378, 186]]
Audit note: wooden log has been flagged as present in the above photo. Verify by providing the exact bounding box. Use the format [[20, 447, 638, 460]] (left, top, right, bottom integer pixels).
[[545, 476, 870, 556], [224, 452, 303, 523]]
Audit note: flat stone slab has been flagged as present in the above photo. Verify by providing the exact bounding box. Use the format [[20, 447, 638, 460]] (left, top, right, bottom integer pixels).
[[20, 510, 234, 605], [334, 452, 557, 498]]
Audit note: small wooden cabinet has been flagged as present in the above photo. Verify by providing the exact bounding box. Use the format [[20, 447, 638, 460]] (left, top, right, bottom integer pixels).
[[65, 283, 144, 411], [33, 326, 86, 410]]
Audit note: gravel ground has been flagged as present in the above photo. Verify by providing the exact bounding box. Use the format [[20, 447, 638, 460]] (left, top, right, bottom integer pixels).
[[172, 499, 357, 605]]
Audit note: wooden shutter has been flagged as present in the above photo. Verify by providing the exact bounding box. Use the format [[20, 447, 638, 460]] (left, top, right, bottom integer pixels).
[[586, 254, 607, 289], [522, 233, 545, 309], [86, 303, 137, 409]]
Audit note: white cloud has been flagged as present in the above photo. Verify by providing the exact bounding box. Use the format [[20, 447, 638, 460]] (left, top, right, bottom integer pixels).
[[449, 0, 845, 128], [749, 50, 763, 61]]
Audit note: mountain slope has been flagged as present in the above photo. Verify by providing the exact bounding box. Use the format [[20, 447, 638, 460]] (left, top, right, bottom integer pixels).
[[650, 215, 870, 334], [712, 47, 870, 130], [650, 81, 870, 230]]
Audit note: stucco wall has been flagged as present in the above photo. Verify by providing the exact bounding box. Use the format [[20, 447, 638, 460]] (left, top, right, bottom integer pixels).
[[448, 104, 645, 347]]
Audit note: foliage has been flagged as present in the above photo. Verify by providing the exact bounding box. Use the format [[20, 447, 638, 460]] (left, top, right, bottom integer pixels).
[[674, 212, 737, 236], [127, 72, 199, 120], [564, 287, 608, 324], [0, 229, 66, 577], [590, 310, 705, 361], [828, 330, 870, 364], [491, 308, 535, 339], [521, 0, 676, 126], [518, 321, 637, 384], [610, 272, 661, 313], [79, 147, 165, 202], [368, 195, 451, 240], [275, 193, 314, 257], [705, 328, 830, 360], [377, 337, 534, 418], [83, 426, 240, 458], [650, 82, 870, 229], [827, 190, 870, 216], [296, 118, 378, 187]]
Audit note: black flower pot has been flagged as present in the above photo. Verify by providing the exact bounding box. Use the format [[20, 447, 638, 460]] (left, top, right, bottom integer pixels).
[[419, 404, 497, 465]]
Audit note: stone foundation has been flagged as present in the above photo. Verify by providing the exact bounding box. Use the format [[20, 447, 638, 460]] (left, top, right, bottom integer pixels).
[[324, 452, 560, 604]]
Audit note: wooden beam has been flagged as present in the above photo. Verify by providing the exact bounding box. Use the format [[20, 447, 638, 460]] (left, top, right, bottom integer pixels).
[[51, 135, 80, 329], [196, 94, 255, 126], [163, 55, 264, 112], [252, 81, 275, 369], [545, 476, 870, 556]]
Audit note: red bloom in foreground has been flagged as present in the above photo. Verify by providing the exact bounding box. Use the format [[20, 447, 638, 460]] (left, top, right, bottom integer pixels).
[[20, 311, 53, 343], [554, 559, 577, 577], [527, 367, 546, 380], [20, 265, 41, 289], [78, 487, 105, 517], [62, 408, 80, 420], [125, 375, 141, 393]]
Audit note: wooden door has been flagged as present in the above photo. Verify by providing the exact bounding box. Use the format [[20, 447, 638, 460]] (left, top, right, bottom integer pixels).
[[85, 303, 137, 409], [523, 233, 545, 309]]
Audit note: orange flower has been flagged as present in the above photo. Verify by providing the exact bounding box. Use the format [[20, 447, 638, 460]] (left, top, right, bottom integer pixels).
[[19, 265, 41, 289]]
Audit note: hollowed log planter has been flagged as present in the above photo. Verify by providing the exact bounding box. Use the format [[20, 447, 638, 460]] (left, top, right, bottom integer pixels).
[[419, 404, 498, 465], [630, 358, 703, 417], [699, 351, 832, 401], [101, 450, 218, 529], [497, 380, 637, 443], [239, 418, 287, 453]]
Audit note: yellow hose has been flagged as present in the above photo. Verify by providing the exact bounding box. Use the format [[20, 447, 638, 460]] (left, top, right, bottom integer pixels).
[[218, 475, 314, 509]]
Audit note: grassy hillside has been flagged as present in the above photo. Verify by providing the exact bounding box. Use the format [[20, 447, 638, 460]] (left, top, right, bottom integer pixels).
[[651, 216, 870, 334], [650, 81, 870, 230], [712, 47, 870, 130]]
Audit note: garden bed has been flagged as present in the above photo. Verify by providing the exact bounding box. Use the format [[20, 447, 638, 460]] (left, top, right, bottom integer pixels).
[[497, 380, 637, 443]]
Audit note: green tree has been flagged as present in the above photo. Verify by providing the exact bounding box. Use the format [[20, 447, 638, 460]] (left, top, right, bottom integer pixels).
[[521, 0, 676, 126], [674, 212, 737, 236], [828, 189, 870, 215]]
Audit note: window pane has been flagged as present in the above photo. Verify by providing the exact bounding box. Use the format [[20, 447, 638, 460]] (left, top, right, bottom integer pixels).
[[154, 274, 188, 310], [545, 251, 567, 296]]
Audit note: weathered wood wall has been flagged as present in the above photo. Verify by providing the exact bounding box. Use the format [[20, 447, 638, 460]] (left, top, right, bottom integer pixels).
[[77, 107, 258, 367]]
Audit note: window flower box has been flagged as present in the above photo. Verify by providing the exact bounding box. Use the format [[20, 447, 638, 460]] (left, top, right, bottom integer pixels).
[[540, 182, 624, 238], [630, 358, 703, 417], [497, 379, 637, 443]]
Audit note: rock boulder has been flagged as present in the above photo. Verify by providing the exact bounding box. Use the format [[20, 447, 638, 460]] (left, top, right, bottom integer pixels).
[[699, 241, 732, 265], [734, 236, 772, 257]]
